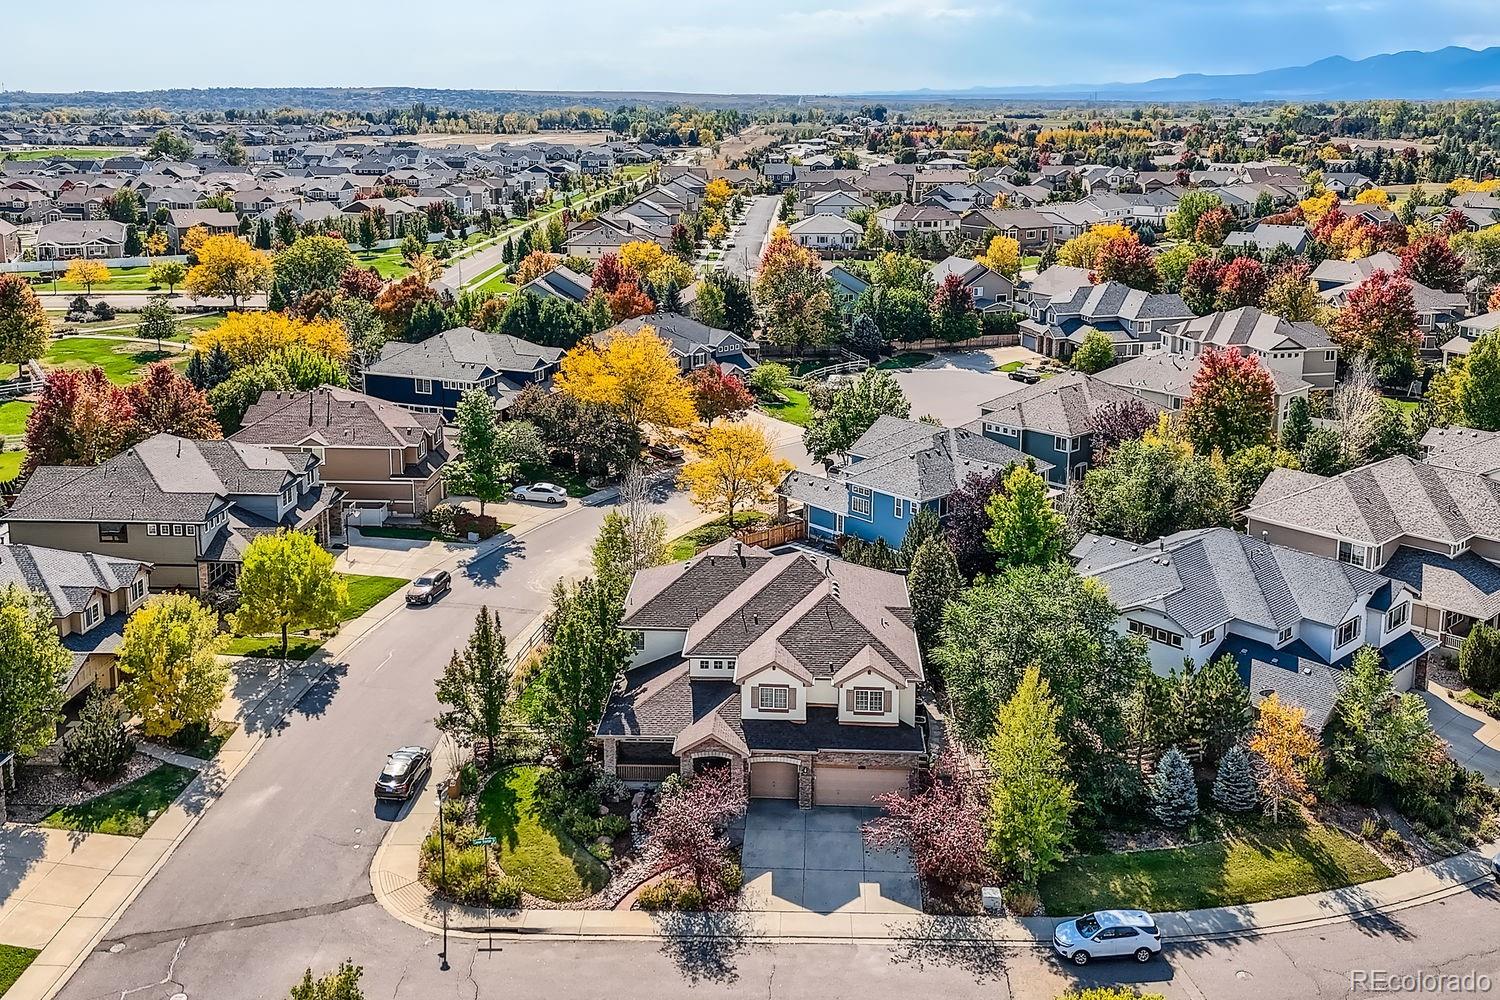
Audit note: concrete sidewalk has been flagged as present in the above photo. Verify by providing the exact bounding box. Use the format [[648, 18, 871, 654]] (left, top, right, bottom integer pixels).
[[0, 656, 333, 1000]]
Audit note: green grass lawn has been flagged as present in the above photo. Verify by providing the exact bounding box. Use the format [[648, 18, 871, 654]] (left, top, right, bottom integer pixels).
[[518, 461, 594, 497], [353, 247, 412, 279], [759, 386, 812, 426], [0, 452, 23, 480], [1384, 397, 1420, 416], [40, 764, 196, 837], [43, 266, 168, 293], [476, 766, 610, 903], [474, 268, 518, 296], [874, 352, 935, 370], [0, 400, 31, 436], [998, 360, 1025, 372], [1021, 255, 1042, 268], [166, 720, 237, 761], [223, 573, 408, 658], [0, 944, 39, 996], [666, 510, 772, 561], [4, 147, 129, 160], [1040, 818, 1393, 915], [43, 337, 187, 384]]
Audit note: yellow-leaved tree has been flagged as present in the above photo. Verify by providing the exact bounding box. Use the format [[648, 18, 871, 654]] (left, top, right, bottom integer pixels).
[[678, 422, 792, 528], [1056, 223, 1134, 270], [183, 235, 271, 308], [1248, 693, 1322, 823], [1353, 188, 1390, 207], [195, 310, 351, 365], [977, 234, 1021, 279], [1298, 190, 1340, 227], [555, 326, 696, 429], [619, 239, 694, 290], [182, 225, 212, 257], [64, 259, 110, 295], [116, 593, 229, 739], [231, 530, 349, 663], [703, 177, 733, 211]]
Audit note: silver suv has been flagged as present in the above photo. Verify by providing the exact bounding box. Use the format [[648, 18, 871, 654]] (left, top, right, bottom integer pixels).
[[1052, 909, 1162, 965]]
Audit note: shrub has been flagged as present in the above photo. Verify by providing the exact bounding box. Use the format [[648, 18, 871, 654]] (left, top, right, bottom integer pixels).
[[422, 504, 460, 536], [1359, 817, 1380, 840], [433, 845, 489, 901], [1459, 624, 1500, 694], [92, 300, 116, 320], [441, 798, 468, 826], [591, 772, 629, 805], [1380, 827, 1405, 853], [589, 840, 613, 862], [452, 510, 503, 539], [674, 883, 704, 911], [1005, 885, 1040, 916], [61, 692, 136, 782], [459, 761, 480, 796], [637, 879, 682, 911], [718, 861, 743, 896], [488, 874, 524, 908]]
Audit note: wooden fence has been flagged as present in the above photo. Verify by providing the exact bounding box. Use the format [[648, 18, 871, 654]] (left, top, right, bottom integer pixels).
[[736, 520, 806, 549]]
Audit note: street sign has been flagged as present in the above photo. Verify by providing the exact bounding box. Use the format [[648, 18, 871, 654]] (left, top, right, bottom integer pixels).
[[470, 836, 497, 846]]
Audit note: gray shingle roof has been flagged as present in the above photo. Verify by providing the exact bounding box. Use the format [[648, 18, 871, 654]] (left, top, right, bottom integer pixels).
[[1095, 349, 1310, 400], [233, 386, 442, 450], [1169, 307, 1334, 352], [842, 415, 1043, 501], [366, 327, 563, 382], [977, 371, 1163, 438], [0, 544, 147, 618]]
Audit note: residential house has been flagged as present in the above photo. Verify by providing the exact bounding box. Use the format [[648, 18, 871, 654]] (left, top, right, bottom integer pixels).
[[823, 263, 871, 306], [1440, 311, 1500, 363], [971, 371, 1162, 484], [787, 214, 861, 252], [1222, 223, 1310, 255], [1073, 528, 1433, 721], [1246, 457, 1500, 655], [3, 434, 341, 594], [1162, 307, 1339, 390], [1310, 251, 1402, 292], [608, 313, 759, 375], [802, 190, 870, 219], [0, 218, 19, 262], [34, 219, 128, 260], [519, 265, 593, 305], [959, 207, 1060, 253], [875, 204, 959, 238], [1422, 425, 1500, 479], [927, 255, 1014, 312], [165, 208, 239, 251], [0, 544, 153, 703], [362, 327, 563, 418], [231, 387, 449, 518], [779, 415, 1041, 547], [1016, 264, 1092, 315], [1021, 281, 1194, 361], [597, 539, 927, 807], [1096, 348, 1311, 425]]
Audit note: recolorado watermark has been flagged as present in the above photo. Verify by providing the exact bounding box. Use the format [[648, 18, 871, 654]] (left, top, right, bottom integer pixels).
[[1351, 970, 1493, 993]]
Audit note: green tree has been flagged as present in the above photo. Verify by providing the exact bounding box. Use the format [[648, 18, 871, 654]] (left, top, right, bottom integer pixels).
[[137, 294, 178, 353], [590, 466, 668, 596], [444, 390, 545, 517], [147, 130, 193, 161], [435, 607, 510, 761], [1212, 744, 1259, 812], [1326, 645, 1441, 799], [1148, 746, 1199, 827], [117, 594, 229, 740], [1279, 396, 1313, 451], [802, 368, 911, 464], [898, 506, 943, 568], [531, 576, 634, 765], [1298, 426, 1345, 476], [1071, 329, 1116, 374], [149, 259, 188, 296], [1458, 331, 1500, 431], [906, 536, 961, 653], [231, 530, 348, 662], [1167, 190, 1224, 240], [987, 665, 1076, 886], [61, 691, 135, 782], [0, 584, 69, 757], [1077, 418, 1231, 542], [288, 960, 364, 1000], [272, 235, 356, 307], [984, 465, 1067, 568], [1224, 444, 1299, 512], [1459, 623, 1500, 693], [0, 274, 52, 381]]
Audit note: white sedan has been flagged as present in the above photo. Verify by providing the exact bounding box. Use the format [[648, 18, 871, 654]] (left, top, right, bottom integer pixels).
[[511, 482, 568, 505]]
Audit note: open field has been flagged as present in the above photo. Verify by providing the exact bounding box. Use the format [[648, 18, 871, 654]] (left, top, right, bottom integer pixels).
[[1, 147, 136, 160], [43, 338, 188, 384]]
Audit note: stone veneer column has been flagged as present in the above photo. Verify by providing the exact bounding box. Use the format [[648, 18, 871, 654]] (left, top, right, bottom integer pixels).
[[602, 739, 618, 775], [797, 763, 813, 809]]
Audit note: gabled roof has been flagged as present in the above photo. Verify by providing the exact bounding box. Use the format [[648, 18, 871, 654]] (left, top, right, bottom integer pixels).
[[0, 544, 148, 619], [1421, 426, 1500, 477], [233, 386, 442, 450], [366, 327, 562, 382], [1096, 349, 1311, 400], [1049, 281, 1193, 324], [520, 265, 593, 304], [1169, 306, 1334, 352], [608, 313, 751, 359], [841, 415, 1043, 500], [976, 371, 1163, 438]]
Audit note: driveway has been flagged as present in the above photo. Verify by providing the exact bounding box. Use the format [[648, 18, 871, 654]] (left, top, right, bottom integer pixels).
[[1421, 689, 1500, 784], [889, 347, 1046, 427], [735, 800, 921, 914]]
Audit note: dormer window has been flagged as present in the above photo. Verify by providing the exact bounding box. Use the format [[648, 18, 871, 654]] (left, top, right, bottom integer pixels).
[[1336, 616, 1361, 648], [84, 603, 102, 629], [852, 688, 887, 714], [1385, 603, 1408, 632], [758, 686, 790, 711]]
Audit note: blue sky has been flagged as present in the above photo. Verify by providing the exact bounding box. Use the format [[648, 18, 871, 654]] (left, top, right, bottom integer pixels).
[[7, 0, 1499, 94]]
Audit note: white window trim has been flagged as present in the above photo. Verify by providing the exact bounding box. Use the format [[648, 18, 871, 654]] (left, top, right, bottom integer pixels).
[[1336, 616, 1361, 648], [758, 686, 790, 711], [1385, 603, 1408, 632], [415, 378, 433, 395]]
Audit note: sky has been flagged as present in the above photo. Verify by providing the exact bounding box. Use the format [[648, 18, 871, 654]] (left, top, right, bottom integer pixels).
[[7, 0, 1500, 95]]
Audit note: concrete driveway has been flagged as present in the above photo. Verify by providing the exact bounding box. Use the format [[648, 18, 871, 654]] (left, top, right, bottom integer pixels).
[[735, 800, 921, 914], [889, 347, 1048, 427], [1422, 689, 1500, 784]]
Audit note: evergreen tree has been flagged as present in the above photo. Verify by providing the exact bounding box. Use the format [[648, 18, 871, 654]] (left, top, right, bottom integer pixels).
[[205, 344, 234, 388], [906, 537, 960, 654], [61, 691, 135, 782], [1279, 396, 1313, 451], [1212, 744, 1259, 812], [1148, 746, 1199, 827], [185, 351, 209, 390], [898, 506, 943, 568]]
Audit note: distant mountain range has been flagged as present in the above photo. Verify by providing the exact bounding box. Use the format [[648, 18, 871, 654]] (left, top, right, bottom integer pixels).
[[859, 46, 1500, 102]]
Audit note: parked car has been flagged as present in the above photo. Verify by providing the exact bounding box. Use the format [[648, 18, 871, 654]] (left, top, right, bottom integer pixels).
[[374, 746, 432, 801], [1008, 366, 1043, 384], [1052, 910, 1161, 965], [649, 442, 685, 462], [406, 570, 452, 606], [511, 482, 568, 504]]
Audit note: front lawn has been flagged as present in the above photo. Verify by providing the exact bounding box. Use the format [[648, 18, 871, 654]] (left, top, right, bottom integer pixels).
[[218, 635, 327, 659], [352, 247, 412, 279], [759, 386, 812, 426], [1040, 817, 1393, 914], [666, 510, 772, 561], [40, 763, 196, 837], [43, 266, 166, 293], [476, 766, 610, 903], [0, 945, 39, 996], [874, 352, 934, 370], [0, 400, 31, 436], [43, 337, 187, 384], [517, 461, 593, 497], [341, 573, 410, 618], [0, 451, 23, 480], [223, 573, 407, 658]]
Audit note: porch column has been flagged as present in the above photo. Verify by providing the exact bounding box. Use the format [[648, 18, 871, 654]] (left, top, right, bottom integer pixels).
[[602, 739, 618, 776], [797, 763, 813, 810]]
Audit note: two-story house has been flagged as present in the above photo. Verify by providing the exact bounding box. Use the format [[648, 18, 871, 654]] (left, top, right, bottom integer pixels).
[[971, 371, 1163, 485], [1246, 457, 1500, 656], [958, 207, 1062, 253], [1021, 281, 1194, 362], [597, 540, 927, 807], [0, 544, 152, 703], [1162, 307, 1339, 390], [779, 415, 1041, 548], [1095, 348, 1312, 427], [1440, 312, 1499, 364], [1073, 527, 1434, 727], [875, 203, 959, 238], [608, 313, 759, 377], [362, 327, 564, 418], [928, 255, 1015, 312], [231, 386, 449, 519], [3, 434, 341, 594]]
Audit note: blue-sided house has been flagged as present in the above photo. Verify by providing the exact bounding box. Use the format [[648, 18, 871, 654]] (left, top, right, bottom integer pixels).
[[968, 371, 1164, 487], [778, 415, 1043, 548], [360, 326, 564, 418]]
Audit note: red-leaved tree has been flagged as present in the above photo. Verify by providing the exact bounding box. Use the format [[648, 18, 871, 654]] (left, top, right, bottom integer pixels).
[[1398, 234, 1466, 293], [1181, 257, 1223, 314], [1094, 236, 1161, 292], [339, 265, 385, 302], [590, 253, 638, 296], [1215, 257, 1269, 309], [645, 766, 747, 900], [1091, 397, 1161, 464], [930, 273, 980, 343], [687, 363, 755, 423], [24, 367, 137, 473], [1181, 346, 1277, 456], [862, 747, 989, 897], [944, 468, 1008, 580], [1332, 269, 1423, 381], [1194, 206, 1233, 246], [124, 362, 222, 440], [606, 281, 655, 322]]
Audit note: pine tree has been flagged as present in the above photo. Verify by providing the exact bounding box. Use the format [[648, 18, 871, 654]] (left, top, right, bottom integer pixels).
[[1148, 746, 1199, 827], [61, 691, 135, 782], [906, 537, 960, 654], [205, 344, 234, 388], [185, 350, 209, 390], [1212, 744, 1259, 812]]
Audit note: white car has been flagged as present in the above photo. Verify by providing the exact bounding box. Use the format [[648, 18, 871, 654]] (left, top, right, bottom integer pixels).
[[1052, 909, 1162, 965], [511, 482, 568, 505]]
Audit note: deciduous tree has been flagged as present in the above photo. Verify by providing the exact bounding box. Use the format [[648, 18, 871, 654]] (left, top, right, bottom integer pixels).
[[183, 235, 271, 308], [272, 235, 356, 306], [976, 234, 1021, 279], [231, 530, 348, 662], [0, 584, 68, 758], [124, 362, 221, 439], [117, 594, 228, 739], [686, 363, 754, 422], [984, 464, 1066, 569], [65, 259, 110, 295], [1093, 235, 1160, 291], [195, 310, 350, 365], [986, 665, 1076, 886], [1181, 346, 1276, 455], [1167, 191, 1225, 240], [644, 766, 747, 898], [555, 326, 696, 429], [1056, 223, 1134, 270], [864, 747, 988, 895], [1214, 257, 1268, 309], [755, 227, 835, 353], [1070, 328, 1116, 374], [435, 607, 510, 761], [23, 367, 136, 472], [802, 367, 910, 463], [930, 273, 979, 343], [1248, 693, 1321, 823], [679, 422, 792, 526], [1077, 415, 1231, 541], [444, 389, 544, 516], [1331, 269, 1422, 382], [1398, 234, 1466, 293], [0, 273, 51, 380], [605, 281, 655, 322]]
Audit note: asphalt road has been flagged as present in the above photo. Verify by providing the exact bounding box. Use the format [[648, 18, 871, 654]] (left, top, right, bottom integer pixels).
[[719, 194, 780, 285]]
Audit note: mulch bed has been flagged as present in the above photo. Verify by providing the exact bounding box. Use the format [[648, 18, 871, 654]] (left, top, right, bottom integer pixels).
[[6, 747, 164, 824]]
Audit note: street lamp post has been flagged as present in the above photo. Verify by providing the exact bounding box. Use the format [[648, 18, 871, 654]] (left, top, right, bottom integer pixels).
[[435, 792, 450, 971]]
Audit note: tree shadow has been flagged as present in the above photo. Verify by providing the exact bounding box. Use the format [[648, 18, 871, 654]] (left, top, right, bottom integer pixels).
[[284, 662, 346, 724], [885, 915, 1010, 983], [651, 908, 763, 986], [462, 539, 527, 590], [0, 823, 49, 907]]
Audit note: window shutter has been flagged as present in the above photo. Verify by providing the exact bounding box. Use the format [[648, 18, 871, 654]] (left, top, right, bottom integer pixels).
[[878, 690, 888, 713], [788, 687, 797, 710], [846, 689, 855, 711], [751, 686, 760, 709]]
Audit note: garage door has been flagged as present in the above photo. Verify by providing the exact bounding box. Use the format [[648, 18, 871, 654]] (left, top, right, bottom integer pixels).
[[813, 765, 910, 807], [749, 761, 799, 799]]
